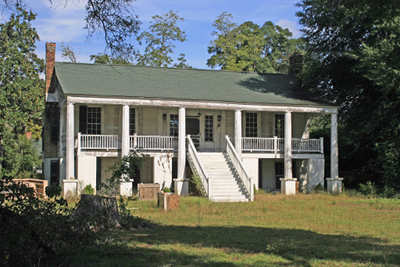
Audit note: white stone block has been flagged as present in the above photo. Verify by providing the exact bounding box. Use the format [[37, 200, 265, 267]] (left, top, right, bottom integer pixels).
[[120, 180, 133, 197], [174, 178, 189, 196], [280, 178, 297, 195], [63, 179, 79, 198], [326, 177, 343, 194]]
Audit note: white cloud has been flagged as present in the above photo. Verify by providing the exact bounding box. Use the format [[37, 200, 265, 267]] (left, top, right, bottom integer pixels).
[[41, 0, 87, 13], [35, 18, 86, 42], [277, 19, 302, 38]]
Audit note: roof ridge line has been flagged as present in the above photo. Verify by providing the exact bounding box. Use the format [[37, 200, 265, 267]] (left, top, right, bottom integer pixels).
[[54, 61, 288, 76]]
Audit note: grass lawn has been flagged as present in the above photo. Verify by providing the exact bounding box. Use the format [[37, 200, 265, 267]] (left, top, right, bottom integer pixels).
[[67, 193, 400, 266]]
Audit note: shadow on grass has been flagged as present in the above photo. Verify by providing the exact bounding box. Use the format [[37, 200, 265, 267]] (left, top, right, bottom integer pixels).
[[96, 223, 399, 267]]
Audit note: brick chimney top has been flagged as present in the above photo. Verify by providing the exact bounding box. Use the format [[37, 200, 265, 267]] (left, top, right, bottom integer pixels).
[[45, 42, 56, 98]]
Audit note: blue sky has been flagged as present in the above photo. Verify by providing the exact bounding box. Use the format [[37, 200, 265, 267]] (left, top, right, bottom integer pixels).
[[8, 0, 302, 69]]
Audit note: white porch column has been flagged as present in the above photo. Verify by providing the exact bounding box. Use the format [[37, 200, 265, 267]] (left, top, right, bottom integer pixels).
[[284, 111, 293, 179], [65, 102, 75, 179], [330, 112, 338, 178], [59, 102, 66, 181], [327, 112, 343, 193], [121, 104, 130, 157], [234, 109, 242, 153], [177, 107, 186, 178], [281, 111, 297, 195]]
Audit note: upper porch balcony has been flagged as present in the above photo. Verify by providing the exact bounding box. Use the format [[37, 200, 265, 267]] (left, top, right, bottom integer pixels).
[[77, 133, 323, 154]]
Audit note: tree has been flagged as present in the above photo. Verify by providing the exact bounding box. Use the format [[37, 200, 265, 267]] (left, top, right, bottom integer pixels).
[[136, 10, 188, 68], [207, 12, 303, 73], [61, 44, 77, 63], [90, 53, 131, 65], [0, 7, 44, 179], [297, 0, 400, 190], [174, 53, 191, 69], [1, 0, 141, 59]]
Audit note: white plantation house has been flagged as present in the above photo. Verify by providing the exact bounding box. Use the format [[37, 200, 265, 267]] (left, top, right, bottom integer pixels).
[[43, 43, 343, 202]]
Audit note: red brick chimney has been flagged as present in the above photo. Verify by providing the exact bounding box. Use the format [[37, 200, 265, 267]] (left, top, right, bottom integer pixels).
[[45, 42, 56, 97]]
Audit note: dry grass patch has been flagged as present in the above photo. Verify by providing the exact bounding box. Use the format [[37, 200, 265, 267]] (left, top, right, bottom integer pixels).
[[66, 193, 400, 266]]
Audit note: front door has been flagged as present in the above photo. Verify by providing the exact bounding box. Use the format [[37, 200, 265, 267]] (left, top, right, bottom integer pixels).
[[186, 117, 200, 149]]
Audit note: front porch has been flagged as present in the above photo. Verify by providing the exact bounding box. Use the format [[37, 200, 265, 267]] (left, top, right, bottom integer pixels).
[[58, 97, 341, 200]]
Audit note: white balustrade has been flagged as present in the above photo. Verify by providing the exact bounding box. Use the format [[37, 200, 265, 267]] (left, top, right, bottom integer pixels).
[[130, 135, 178, 151], [226, 135, 253, 201], [80, 134, 119, 150], [241, 137, 323, 153], [187, 135, 210, 197]]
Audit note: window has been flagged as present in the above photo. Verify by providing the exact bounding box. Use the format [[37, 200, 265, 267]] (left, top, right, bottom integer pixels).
[[245, 112, 258, 137], [87, 107, 101, 134], [169, 114, 178, 136], [275, 114, 285, 137], [129, 108, 136, 135], [50, 160, 59, 185], [205, 115, 214, 141]]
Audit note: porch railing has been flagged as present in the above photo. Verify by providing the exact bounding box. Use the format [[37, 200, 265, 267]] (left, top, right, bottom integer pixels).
[[226, 135, 253, 201], [130, 135, 178, 151], [292, 138, 323, 153], [79, 134, 120, 150], [187, 135, 210, 198], [242, 137, 323, 153]]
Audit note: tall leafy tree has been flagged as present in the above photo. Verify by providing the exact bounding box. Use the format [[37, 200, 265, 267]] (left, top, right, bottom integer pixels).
[[136, 10, 189, 68], [0, 7, 44, 178], [1, 0, 141, 59], [297, 0, 400, 190], [207, 12, 303, 73]]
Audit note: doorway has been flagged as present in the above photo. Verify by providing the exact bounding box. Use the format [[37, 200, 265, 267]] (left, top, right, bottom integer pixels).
[[186, 117, 200, 149]]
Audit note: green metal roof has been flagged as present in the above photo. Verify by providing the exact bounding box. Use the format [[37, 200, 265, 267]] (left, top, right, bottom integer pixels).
[[54, 62, 331, 107]]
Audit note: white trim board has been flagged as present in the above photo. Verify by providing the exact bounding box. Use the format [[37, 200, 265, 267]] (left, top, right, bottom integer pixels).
[[67, 96, 337, 114]]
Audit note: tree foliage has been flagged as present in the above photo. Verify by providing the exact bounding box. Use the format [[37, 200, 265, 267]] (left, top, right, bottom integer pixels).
[[136, 10, 189, 68], [1, 0, 141, 59], [0, 7, 44, 179], [297, 0, 400, 189], [207, 12, 303, 73], [85, 0, 140, 58], [61, 43, 77, 63], [90, 53, 131, 65]]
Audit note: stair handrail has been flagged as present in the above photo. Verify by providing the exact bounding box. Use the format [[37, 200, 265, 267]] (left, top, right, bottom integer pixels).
[[187, 135, 210, 197], [225, 135, 254, 201]]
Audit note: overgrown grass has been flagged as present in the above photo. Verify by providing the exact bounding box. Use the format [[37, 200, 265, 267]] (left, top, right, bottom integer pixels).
[[65, 193, 400, 266]]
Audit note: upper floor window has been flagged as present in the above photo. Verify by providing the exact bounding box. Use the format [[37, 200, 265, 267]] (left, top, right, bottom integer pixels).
[[204, 115, 214, 142], [87, 107, 101, 134], [129, 108, 136, 135], [275, 114, 285, 137], [169, 114, 178, 136], [245, 112, 258, 137]]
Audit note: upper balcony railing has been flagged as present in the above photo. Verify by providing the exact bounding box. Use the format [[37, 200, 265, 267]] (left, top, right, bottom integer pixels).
[[242, 137, 323, 153], [130, 135, 178, 151], [79, 134, 119, 150], [78, 134, 323, 154]]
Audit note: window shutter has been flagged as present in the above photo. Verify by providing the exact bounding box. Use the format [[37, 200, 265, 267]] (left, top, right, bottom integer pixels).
[[79, 105, 87, 134]]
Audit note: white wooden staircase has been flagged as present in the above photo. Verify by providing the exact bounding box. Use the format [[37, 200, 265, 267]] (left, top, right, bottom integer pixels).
[[198, 153, 249, 202], [186, 135, 253, 202]]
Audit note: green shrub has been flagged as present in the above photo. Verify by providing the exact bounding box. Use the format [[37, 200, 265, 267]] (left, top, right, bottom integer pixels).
[[82, 184, 95, 195], [45, 184, 62, 198], [190, 174, 206, 197], [313, 184, 324, 193], [359, 181, 377, 197], [99, 152, 145, 196], [0, 180, 94, 266], [162, 187, 171, 193]]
